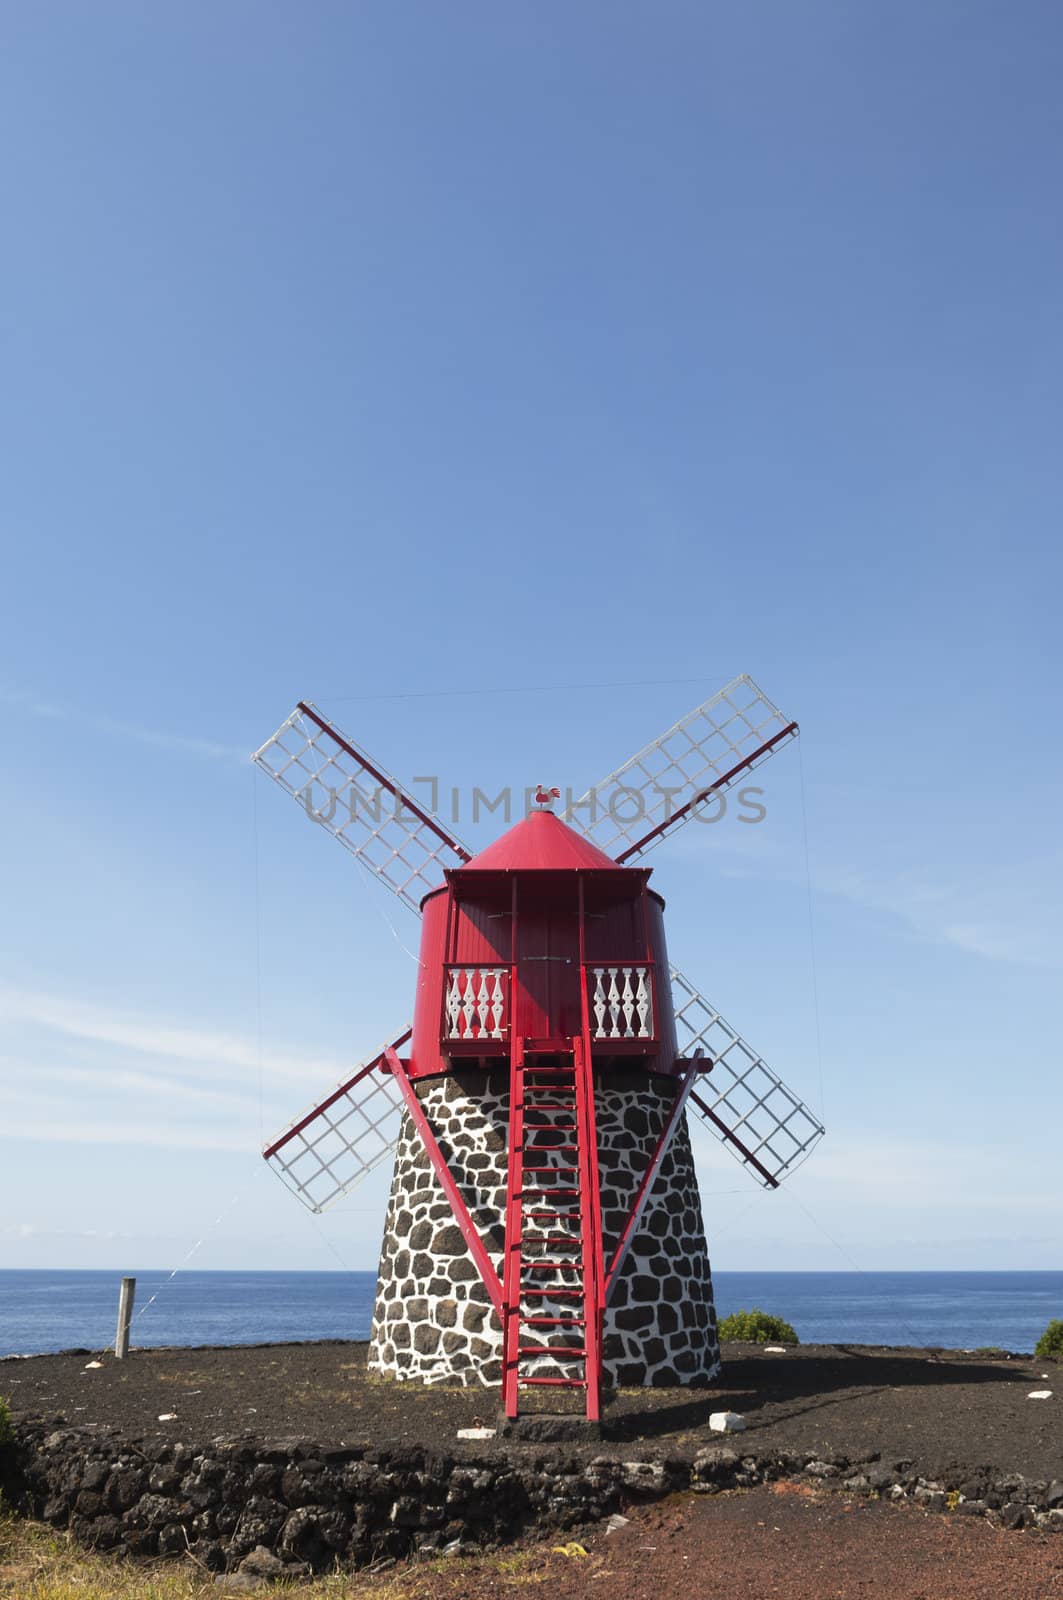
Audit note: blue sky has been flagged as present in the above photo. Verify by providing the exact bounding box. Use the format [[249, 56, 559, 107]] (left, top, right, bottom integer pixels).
[[1, 2, 1061, 1282]]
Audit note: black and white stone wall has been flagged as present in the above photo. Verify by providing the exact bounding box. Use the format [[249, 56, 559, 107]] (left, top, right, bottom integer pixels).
[[368, 1067, 719, 1389]]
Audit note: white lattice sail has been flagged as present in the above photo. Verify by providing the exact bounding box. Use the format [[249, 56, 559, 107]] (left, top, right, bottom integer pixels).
[[253, 703, 472, 914], [671, 966, 824, 1187], [570, 675, 798, 862], [263, 1035, 410, 1213]]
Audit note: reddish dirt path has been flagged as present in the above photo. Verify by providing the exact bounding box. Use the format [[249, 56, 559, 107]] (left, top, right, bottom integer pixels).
[[412, 1487, 1063, 1600]]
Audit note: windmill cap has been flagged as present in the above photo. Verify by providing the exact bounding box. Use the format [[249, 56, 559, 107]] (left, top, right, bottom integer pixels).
[[456, 808, 627, 874]]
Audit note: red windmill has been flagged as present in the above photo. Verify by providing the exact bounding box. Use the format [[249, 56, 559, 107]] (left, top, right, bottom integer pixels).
[[254, 676, 824, 1422]]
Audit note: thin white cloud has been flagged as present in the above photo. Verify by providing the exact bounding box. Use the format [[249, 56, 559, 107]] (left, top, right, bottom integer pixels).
[[0, 1221, 139, 1241], [2, 1111, 255, 1152], [688, 1124, 1063, 1217], [0, 987, 352, 1086], [791, 1134, 1061, 1215], [0, 1061, 264, 1152], [0, 986, 377, 1152], [0, 685, 245, 763], [2, 1057, 257, 1110], [676, 828, 1063, 971], [816, 867, 1063, 970]]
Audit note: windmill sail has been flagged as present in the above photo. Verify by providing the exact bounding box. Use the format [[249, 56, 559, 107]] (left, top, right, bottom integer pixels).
[[570, 675, 798, 863], [262, 1031, 411, 1212], [253, 702, 471, 914], [671, 966, 824, 1187]]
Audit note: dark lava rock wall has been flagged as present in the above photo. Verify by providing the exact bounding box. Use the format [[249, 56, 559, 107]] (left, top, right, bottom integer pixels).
[[9, 1424, 1063, 1576], [368, 1066, 720, 1388]]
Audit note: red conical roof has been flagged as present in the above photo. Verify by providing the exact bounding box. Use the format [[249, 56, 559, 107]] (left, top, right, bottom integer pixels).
[[458, 808, 623, 873]]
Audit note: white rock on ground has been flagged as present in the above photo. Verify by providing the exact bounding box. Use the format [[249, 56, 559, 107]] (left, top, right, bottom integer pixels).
[[709, 1411, 747, 1433], [1027, 1390, 1053, 1400]]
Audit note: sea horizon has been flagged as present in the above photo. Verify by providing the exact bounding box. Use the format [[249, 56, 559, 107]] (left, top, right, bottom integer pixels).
[[9, 1267, 1062, 1276], [3, 1268, 1061, 1360]]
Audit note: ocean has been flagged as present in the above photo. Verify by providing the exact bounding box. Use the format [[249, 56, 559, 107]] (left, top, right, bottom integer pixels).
[[2, 1270, 1061, 1360]]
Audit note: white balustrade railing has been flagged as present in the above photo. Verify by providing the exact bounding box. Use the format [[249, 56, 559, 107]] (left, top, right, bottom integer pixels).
[[589, 965, 655, 1040], [443, 967, 507, 1040]]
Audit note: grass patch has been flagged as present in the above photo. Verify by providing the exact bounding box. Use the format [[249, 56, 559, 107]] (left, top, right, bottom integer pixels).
[[0, 1516, 557, 1599], [0, 1517, 217, 1600]]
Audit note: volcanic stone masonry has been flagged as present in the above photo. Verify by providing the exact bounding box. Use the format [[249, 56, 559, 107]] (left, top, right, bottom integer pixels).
[[8, 1426, 1063, 1576], [368, 1065, 720, 1388]]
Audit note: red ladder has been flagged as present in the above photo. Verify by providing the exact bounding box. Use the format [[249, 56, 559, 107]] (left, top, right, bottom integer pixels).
[[501, 1035, 603, 1421]]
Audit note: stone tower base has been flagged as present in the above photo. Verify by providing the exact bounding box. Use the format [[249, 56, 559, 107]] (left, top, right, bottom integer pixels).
[[368, 1067, 719, 1389]]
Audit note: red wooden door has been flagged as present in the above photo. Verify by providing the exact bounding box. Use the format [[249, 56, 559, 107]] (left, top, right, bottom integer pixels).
[[515, 900, 581, 1041]]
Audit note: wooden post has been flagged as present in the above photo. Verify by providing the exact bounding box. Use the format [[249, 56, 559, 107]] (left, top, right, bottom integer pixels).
[[115, 1277, 135, 1360]]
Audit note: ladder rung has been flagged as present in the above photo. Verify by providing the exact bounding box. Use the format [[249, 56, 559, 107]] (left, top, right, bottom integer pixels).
[[519, 1103, 576, 1112], [522, 1142, 577, 1150], [519, 1346, 587, 1359], [522, 1288, 582, 1297], [520, 1376, 586, 1388], [522, 1188, 580, 1197], [523, 1261, 581, 1271]]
